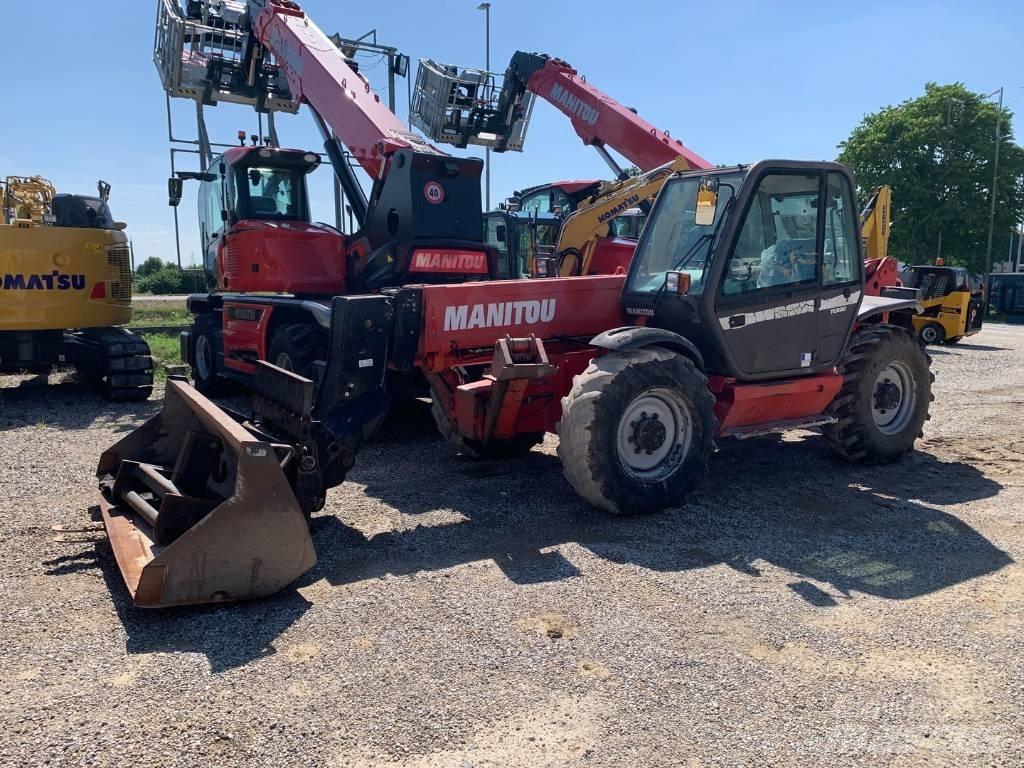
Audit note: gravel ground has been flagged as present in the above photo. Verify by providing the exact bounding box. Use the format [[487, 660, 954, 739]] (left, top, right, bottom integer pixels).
[[0, 325, 1021, 767]]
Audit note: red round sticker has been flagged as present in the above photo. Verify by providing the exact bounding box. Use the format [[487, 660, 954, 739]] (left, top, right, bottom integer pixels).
[[423, 181, 445, 205]]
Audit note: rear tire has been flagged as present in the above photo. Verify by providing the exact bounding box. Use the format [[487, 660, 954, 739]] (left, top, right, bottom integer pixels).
[[268, 323, 326, 381], [430, 396, 543, 459], [823, 325, 932, 463], [557, 348, 716, 515], [190, 314, 225, 396], [918, 322, 944, 345]]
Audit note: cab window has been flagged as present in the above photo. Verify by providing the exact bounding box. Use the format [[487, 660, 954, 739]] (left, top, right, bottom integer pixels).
[[722, 173, 820, 296], [521, 188, 571, 215], [239, 166, 303, 220], [823, 172, 859, 286], [484, 215, 514, 279]]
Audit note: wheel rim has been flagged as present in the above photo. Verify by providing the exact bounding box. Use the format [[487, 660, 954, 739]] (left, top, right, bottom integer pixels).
[[195, 334, 213, 380], [921, 325, 939, 344], [615, 387, 693, 482], [872, 360, 917, 435]]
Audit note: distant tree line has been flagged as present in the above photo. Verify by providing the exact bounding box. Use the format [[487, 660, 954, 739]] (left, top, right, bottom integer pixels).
[[133, 257, 205, 295], [839, 82, 1024, 274]]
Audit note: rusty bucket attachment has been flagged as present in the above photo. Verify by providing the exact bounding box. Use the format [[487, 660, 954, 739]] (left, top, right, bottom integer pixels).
[[96, 378, 316, 608]]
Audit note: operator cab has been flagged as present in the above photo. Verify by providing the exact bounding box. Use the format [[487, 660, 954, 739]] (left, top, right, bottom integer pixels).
[[623, 161, 866, 381], [192, 147, 345, 293], [905, 265, 973, 299], [484, 210, 560, 278]]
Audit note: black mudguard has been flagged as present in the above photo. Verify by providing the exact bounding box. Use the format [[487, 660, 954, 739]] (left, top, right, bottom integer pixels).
[[590, 326, 705, 371]]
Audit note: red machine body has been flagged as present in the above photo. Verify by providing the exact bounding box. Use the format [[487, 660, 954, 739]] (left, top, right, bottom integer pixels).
[[415, 275, 852, 446], [217, 219, 344, 293]]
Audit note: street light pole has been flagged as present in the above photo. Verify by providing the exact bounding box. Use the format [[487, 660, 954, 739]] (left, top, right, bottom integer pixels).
[[984, 86, 1004, 307], [478, 2, 491, 210]]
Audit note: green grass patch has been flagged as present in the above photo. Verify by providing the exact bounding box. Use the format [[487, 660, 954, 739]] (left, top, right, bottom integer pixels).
[[130, 299, 191, 329], [141, 333, 182, 381]]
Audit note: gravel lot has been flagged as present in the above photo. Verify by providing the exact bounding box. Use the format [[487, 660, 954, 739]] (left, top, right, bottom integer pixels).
[[0, 324, 1021, 767]]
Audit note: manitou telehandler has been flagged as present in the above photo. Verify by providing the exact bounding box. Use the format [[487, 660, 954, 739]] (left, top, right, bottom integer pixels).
[[155, 0, 501, 394], [98, 158, 930, 607]]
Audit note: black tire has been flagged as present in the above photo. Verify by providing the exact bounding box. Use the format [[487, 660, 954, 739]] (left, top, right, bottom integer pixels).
[[557, 348, 716, 515], [190, 313, 225, 396], [430, 396, 543, 459], [918, 322, 945, 345], [943, 335, 963, 345], [823, 325, 932, 463], [268, 323, 326, 380]]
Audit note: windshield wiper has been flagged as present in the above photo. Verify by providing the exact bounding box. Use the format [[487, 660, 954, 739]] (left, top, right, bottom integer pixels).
[[651, 196, 734, 306]]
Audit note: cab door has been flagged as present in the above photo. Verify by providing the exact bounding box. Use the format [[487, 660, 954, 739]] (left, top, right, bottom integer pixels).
[[817, 171, 863, 365], [713, 171, 824, 378]]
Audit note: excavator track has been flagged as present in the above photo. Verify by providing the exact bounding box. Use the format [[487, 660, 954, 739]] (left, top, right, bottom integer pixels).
[[65, 327, 154, 402]]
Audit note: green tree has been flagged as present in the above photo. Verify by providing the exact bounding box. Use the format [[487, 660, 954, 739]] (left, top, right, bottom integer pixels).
[[838, 82, 1024, 274], [136, 256, 166, 278]]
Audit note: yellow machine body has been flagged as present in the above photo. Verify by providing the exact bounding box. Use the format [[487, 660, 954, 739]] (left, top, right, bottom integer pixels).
[[0, 221, 133, 330], [556, 158, 690, 276]]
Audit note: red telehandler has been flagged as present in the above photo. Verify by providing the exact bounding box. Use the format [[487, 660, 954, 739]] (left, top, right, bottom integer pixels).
[[94, 1, 930, 610]]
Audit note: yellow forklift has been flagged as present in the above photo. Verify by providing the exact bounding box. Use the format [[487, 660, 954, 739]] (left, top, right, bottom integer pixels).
[[0, 175, 153, 400]]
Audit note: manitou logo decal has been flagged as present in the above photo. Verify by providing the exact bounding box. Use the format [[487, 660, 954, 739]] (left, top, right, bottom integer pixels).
[[2, 272, 86, 291], [444, 299, 557, 331], [626, 306, 655, 317], [550, 84, 599, 126], [410, 250, 488, 274], [598, 193, 641, 224]]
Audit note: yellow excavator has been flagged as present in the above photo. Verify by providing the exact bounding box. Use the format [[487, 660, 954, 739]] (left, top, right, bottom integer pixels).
[[552, 160, 683, 276], [0, 175, 153, 400]]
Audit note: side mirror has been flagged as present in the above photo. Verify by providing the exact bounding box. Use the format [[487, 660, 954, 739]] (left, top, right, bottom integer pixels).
[[664, 270, 692, 295], [168, 177, 184, 207], [113, 222, 128, 231], [695, 176, 720, 226], [495, 224, 507, 243]]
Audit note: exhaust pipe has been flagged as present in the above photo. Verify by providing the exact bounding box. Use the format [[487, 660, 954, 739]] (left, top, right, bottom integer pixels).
[[96, 378, 316, 608]]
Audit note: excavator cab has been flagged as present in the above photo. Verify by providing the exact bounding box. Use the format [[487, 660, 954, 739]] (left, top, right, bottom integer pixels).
[[483, 211, 561, 278], [622, 161, 905, 379]]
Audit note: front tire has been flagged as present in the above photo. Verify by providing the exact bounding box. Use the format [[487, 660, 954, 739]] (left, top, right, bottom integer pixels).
[[919, 322, 945, 345], [823, 325, 932, 463], [557, 348, 716, 515]]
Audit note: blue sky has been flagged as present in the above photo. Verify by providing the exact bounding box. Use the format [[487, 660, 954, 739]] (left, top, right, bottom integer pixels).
[[4, 0, 1022, 266]]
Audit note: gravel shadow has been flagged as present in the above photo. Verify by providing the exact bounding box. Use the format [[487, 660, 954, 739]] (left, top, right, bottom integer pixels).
[[319, 430, 1011, 604]]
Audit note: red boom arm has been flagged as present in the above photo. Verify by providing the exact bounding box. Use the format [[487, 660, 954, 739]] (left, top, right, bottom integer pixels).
[[250, 0, 444, 177], [525, 56, 712, 173]]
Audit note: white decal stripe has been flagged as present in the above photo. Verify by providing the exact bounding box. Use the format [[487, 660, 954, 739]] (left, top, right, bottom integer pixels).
[[719, 290, 861, 331]]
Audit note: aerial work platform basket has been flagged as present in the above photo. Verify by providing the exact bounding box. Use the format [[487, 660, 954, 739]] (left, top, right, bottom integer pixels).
[[410, 59, 535, 152], [154, 0, 298, 112]]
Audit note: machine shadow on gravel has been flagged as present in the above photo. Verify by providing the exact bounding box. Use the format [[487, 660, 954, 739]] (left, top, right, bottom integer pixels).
[[314, 429, 1011, 604], [0, 376, 158, 433]]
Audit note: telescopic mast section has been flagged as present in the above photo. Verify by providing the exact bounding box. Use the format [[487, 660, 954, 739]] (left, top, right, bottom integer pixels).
[[412, 50, 712, 177], [246, 0, 443, 179]]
